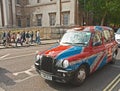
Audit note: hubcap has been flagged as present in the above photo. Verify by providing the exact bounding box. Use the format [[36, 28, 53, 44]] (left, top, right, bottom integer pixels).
[[113, 53, 116, 59], [77, 68, 86, 81]]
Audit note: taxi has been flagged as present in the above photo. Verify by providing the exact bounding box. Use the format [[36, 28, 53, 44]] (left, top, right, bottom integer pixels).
[[35, 26, 118, 85]]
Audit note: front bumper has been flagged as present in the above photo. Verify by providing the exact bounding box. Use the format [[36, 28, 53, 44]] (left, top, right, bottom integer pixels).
[[35, 62, 76, 83]]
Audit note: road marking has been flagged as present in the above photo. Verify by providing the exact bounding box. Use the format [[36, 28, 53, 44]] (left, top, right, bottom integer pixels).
[[2, 53, 35, 60], [14, 74, 39, 83], [13, 66, 35, 76], [110, 65, 120, 69], [103, 74, 120, 91], [0, 54, 10, 60], [12, 65, 39, 83]]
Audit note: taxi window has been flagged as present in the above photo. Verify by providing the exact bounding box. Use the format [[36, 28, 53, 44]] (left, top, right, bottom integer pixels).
[[103, 30, 111, 43], [93, 31, 102, 46], [109, 30, 115, 40]]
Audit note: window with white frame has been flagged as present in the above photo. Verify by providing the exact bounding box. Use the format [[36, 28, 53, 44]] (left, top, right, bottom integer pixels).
[[49, 13, 56, 26], [36, 14, 42, 26], [62, 12, 70, 26]]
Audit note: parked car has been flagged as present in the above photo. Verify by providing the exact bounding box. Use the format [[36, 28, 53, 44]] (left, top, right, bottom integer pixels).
[[115, 28, 120, 46], [35, 26, 118, 85]]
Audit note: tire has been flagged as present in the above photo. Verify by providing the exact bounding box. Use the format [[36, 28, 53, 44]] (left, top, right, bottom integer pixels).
[[110, 52, 117, 64], [72, 65, 87, 86]]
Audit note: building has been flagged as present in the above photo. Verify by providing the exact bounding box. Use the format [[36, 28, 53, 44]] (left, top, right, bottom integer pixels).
[[0, 0, 83, 28], [0, 0, 16, 28]]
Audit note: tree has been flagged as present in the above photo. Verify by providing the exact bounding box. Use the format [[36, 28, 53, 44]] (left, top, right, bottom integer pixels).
[[78, 0, 120, 25]]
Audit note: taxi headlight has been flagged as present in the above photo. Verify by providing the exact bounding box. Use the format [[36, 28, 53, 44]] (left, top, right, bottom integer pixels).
[[62, 60, 69, 68], [36, 55, 42, 61]]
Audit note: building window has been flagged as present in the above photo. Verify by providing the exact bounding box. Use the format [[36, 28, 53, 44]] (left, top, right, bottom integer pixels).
[[49, 13, 56, 26], [18, 18, 21, 27], [37, 0, 40, 3], [62, 12, 70, 26], [36, 14, 42, 26], [26, 18, 30, 27], [16, 0, 20, 4]]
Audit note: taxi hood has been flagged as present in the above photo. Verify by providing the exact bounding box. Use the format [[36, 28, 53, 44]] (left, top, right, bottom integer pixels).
[[42, 45, 84, 60]]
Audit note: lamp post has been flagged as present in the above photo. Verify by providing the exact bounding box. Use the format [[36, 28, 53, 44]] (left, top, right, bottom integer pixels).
[[83, 0, 86, 26]]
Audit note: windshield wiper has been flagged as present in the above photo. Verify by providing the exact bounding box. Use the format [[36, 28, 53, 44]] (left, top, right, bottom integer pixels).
[[61, 42, 73, 44], [74, 43, 87, 45]]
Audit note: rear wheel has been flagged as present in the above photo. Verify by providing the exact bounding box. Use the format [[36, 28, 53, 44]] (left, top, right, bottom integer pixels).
[[72, 65, 87, 86], [110, 52, 117, 64]]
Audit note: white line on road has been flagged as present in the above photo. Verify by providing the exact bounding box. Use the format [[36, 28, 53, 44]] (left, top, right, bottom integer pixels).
[[2, 53, 35, 60], [13, 65, 35, 76], [14, 74, 39, 83], [103, 74, 120, 91], [0, 54, 10, 60], [110, 65, 120, 69]]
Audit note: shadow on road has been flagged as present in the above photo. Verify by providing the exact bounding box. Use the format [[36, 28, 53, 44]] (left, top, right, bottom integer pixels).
[[44, 63, 120, 91], [0, 67, 16, 86]]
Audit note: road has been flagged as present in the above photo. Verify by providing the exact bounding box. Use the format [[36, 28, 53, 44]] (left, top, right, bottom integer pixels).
[[0, 44, 120, 91]]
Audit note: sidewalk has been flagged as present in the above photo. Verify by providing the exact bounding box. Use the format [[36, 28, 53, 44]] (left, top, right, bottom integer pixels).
[[0, 39, 58, 49]]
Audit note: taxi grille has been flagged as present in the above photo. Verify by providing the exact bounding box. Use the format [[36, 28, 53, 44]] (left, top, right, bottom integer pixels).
[[41, 56, 54, 73]]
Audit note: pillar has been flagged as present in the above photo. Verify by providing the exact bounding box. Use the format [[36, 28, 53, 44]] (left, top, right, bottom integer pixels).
[[0, 0, 2, 27]]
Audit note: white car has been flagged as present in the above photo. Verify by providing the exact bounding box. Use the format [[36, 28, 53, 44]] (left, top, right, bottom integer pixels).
[[115, 28, 120, 45]]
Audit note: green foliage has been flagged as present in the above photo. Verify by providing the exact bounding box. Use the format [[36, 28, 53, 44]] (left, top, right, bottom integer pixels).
[[78, 0, 120, 25]]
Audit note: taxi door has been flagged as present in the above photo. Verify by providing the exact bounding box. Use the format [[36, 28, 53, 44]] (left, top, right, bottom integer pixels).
[[103, 30, 113, 63], [91, 32, 106, 73]]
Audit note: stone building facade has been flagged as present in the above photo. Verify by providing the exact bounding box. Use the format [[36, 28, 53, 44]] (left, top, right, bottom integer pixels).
[[0, 0, 83, 28]]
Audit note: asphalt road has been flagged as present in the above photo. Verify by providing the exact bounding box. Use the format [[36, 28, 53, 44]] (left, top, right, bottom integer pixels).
[[0, 44, 120, 91]]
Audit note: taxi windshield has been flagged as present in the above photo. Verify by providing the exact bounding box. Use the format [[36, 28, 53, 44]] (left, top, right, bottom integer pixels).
[[60, 31, 91, 46]]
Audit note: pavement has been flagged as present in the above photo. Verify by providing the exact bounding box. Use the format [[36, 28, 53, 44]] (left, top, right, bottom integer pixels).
[[0, 39, 58, 49]]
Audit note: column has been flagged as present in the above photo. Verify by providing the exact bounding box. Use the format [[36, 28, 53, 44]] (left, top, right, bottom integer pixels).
[[70, 0, 76, 25], [2, 0, 9, 27], [0, 1, 2, 27], [12, 0, 16, 27], [56, 0, 61, 26]]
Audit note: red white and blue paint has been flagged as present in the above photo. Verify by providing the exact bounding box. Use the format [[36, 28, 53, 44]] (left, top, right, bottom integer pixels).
[[35, 26, 118, 84]]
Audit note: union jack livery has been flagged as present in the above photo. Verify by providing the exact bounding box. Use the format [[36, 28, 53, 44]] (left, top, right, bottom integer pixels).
[[35, 26, 118, 85]]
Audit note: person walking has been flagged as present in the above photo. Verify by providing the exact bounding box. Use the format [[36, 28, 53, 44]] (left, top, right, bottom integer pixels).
[[30, 31, 34, 44], [25, 31, 30, 45], [15, 32, 23, 47], [35, 30, 41, 45], [2, 31, 7, 46], [21, 31, 26, 43], [6, 31, 11, 46]]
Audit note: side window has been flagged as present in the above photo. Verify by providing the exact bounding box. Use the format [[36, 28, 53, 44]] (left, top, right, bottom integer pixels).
[[109, 30, 115, 40], [103, 30, 111, 43], [93, 32, 102, 46]]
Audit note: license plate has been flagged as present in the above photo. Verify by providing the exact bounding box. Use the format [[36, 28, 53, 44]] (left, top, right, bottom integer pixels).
[[41, 72, 52, 80]]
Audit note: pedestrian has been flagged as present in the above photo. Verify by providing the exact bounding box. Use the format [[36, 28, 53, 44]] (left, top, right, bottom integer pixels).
[[30, 31, 34, 44], [15, 32, 23, 47], [11, 32, 16, 43], [25, 31, 30, 44], [21, 31, 26, 43], [35, 30, 41, 45], [6, 31, 11, 46], [2, 31, 7, 46]]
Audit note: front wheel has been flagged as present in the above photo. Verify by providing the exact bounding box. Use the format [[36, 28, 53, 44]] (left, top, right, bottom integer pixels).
[[72, 65, 87, 86]]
